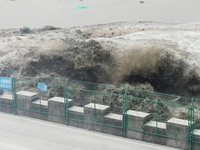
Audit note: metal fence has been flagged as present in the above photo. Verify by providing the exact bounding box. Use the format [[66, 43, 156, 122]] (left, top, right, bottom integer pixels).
[[67, 80, 125, 130], [0, 75, 199, 149]]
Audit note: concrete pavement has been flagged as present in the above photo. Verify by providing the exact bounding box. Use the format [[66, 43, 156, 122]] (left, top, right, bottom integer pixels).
[[0, 112, 180, 150]]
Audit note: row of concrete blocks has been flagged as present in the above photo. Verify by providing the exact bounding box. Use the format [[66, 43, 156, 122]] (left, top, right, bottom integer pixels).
[[0, 91, 200, 150]]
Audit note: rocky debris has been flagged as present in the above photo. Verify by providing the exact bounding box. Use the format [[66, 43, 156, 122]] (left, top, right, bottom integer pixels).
[[20, 27, 32, 34], [36, 26, 61, 32]]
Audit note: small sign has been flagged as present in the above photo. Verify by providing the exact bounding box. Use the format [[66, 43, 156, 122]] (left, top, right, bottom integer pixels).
[[37, 82, 47, 92], [0, 77, 12, 91]]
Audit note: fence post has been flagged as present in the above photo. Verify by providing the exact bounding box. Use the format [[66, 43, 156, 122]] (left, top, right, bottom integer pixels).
[[188, 98, 194, 150], [123, 86, 128, 138], [64, 78, 69, 126], [12, 77, 16, 115], [94, 93, 97, 122], [37, 88, 41, 112], [156, 99, 159, 134]]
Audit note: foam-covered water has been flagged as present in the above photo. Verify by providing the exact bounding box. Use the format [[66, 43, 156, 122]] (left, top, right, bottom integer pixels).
[[0, 0, 200, 28]]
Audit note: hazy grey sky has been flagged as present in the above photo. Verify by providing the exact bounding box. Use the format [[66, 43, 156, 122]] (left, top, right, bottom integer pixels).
[[0, 0, 200, 28]]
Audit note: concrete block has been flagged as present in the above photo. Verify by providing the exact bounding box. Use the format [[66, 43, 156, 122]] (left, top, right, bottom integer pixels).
[[143, 133, 167, 145], [68, 109, 123, 137], [0, 94, 12, 101], [102, 125, 123, 137], [48, 97, 73, 107], [128, 121, 167, 143], [32, 99, 48, 107], [127, 130, 144, 140], [127, 110, 152, 141], [143, 121, 167, 145], [143, 121, 166, 135], [16, 91, 38, 116], [84, 103, 110, 123], [0, 94, 13, 113], [167, 118, 190, 138], [104, 113, 122, 127], [48, 97, 72, 124], [192, 129, 200, 150], [16, 91, 38, 102], [68, 119, 85, 128], [68, 106, 84, 120], [166, 118, 192, 150], [84, 103, 110, 131], [127, 110, 152, 130], [29, 100, 48, 120], [97, 113, 123, 136]]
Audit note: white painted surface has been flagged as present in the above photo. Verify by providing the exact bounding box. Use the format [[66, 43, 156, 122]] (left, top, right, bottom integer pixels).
[[68, 106, 84, 113]]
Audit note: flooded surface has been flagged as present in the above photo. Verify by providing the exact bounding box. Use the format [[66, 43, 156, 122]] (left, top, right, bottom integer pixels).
[[0, 0, 200, 28]]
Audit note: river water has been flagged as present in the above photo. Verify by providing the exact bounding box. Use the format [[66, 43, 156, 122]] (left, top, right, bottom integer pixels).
[[0, 0, 200, 28]]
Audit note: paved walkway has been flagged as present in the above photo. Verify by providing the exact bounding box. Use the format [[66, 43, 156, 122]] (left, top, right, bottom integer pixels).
[[0, 112, 180, 150]]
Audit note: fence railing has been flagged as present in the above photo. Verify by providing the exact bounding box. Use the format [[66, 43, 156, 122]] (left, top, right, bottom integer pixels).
[[0, 76, 199, 150]]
